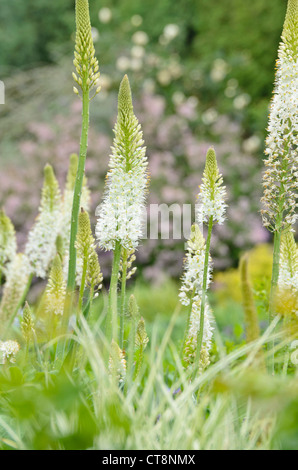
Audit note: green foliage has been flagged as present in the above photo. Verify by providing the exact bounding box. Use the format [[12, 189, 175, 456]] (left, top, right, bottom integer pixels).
[[0, 0, 74, 75]]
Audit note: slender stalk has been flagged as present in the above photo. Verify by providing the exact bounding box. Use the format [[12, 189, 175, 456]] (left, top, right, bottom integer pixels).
[[194, 216, 213, 377], [269, 230, 282, 322], [87, 286, 94, 317], [106, 241, 121, 345], [120, 249, 128, 350], [67, 88, 90, 292]]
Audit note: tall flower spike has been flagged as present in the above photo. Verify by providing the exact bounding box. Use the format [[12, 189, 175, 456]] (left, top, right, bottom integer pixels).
[[25, 165, 62, 279], [73, 0, 101, 98], [261, 0, 298, 231], [44, 255, 66, 317], [197, 148, 227, 226], [96, 75, 148, 251], [0, 254, 30, 326], [68, 1, 100, 291], [0, 209, 16, 278]]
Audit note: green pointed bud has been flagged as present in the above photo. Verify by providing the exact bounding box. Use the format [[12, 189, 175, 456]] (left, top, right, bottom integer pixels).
[[21, 301, 35, 342], [0, 209, 14, 236], [128, 294, 139, 319], [44, 164, 55, 186], [135, 317, 149, 349], [282, 0, 298, 58], [76, 208, 92, 254], [204, 148, 219, 189], [45, 254, 66, 316], [74, 0, 100, 92], [42, 164, 61, 212], [118, 75, 134, 118]]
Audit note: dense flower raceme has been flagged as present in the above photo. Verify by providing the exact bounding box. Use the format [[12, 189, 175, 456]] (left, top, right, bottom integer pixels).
[[0, 209, 16, 277], [179, 224, 213, 368], [262, 0, 298, 231], [25, 165, 62, 279], [96, 75, 148, 251], [196, 148, 227, 227], [73, 0, 100, 97]]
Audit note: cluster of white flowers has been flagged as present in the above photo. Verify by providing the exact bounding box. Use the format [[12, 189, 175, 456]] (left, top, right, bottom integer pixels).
[[25, 165, 62, 279], [96, 171, 147, 251], [96, 75, 148, 251], [0, 340, 20, 364], [0, 209, 17, 277], [0, 254, 30, 324], [196, 148, 227, 226], [262, 1, 298, 230]]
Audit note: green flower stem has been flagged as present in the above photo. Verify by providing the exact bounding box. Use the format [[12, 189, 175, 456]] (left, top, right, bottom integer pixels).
[[268, 228, 282, 375], [120, 249, 128, 350], [4, 272, 33, 339], [106, 241, 121, 346], [194, 216, 213, 377], [180, 287, 195, 358], [67, 87, 90, 292]]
